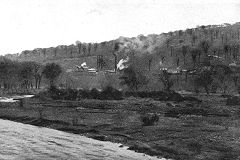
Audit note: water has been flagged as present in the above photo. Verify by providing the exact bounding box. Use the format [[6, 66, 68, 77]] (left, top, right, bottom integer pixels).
[[0, 119, 165, 160], [0, 95, 34, 102]]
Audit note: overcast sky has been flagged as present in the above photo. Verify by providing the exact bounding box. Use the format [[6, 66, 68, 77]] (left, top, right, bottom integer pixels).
[[0, 0, 239, 55]]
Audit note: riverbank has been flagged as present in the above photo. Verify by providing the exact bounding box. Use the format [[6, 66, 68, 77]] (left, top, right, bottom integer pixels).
[[0, 119, 163, 160], [0, 94, 240, 160]]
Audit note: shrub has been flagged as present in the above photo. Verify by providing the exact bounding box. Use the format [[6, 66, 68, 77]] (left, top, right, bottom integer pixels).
[[124, 90, 184, 102], [237, 86, 240, 94], [48, 86, 64, 100], [119, 64, 148, 92], [78, 89, 90, 99], [90, 88, 100, 99], [64, 88, 78, 100], [124, 91, 136, 97], [47, 87, 79, 100], [159, 70, 174, 92], [141, 113, 159, 126], [226, 96, 240, 106], [46, 86, 123, 100], [101, 86, 123, 100]]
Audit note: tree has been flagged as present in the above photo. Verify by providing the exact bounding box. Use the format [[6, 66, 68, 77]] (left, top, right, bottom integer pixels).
[[223, 44, 231, 59], [198, 40, 211, 64], [191, 34, 197, 46], [161, 56, 165, 64], [186, 28, 193, 36], [193, 47, 201, 64], [42, 63, 62, 87], [54, 48, 57, 57], [232, 44, 239, 60], [211, 46, 218, 56], [159, 70, 174, 92], [238, 29, 240, 40], [182, 45, 188, 65], [198, 40, 211, 56], [0, 57, 20, 91], [97, 55, 106, 71], [166, 38, 171, 48], [119, 66, 148, 91], [176, 57, 180, 66], [194, 68, 213, 94], [42, 48, 46, 57], [221, 33, 224, 44], [210, 29, 214, 42], [88, 43, 92, 55], [82, 44, 87, 55], [212, 65, 232, 94], [0, 57, 11, 88], [190, 48, 200, 66], [148, 59, 152, 71], [19, 62, 34, 91], [178, 30, 183, 37], [0, 58, 42, 92], [119, 59, 148, 91], [113, 43, 120, 72], [31, 62, 43, 89], [170, 46, 173, 56], [94, 43, 98, 51], [76, 41, 82, 54], [65, 46, 68, 55], [200, 25, 206, 30]]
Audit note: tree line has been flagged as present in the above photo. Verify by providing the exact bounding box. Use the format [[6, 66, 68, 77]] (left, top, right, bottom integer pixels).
[[118, 37, 240, 95], [0, 56, 62, 93]]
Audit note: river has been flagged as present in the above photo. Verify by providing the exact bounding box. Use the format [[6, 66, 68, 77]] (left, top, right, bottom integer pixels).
[[0, 119, 166, 160]]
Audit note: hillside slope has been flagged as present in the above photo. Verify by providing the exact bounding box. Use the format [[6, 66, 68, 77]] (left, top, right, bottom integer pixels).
[[5, 22, 240, 73]]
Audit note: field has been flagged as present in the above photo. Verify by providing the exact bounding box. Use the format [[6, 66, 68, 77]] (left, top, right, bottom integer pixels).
[[0, 93, 240, 160]]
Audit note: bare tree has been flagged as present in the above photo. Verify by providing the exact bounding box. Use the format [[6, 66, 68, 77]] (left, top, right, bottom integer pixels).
[[42, 63, 62, 87], [191, 34, 197, 46], [182, 45, 188, 65], [159, 70, 174, 92]]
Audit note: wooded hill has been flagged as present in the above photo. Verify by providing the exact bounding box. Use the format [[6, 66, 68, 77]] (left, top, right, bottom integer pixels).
[[5, 22, 240, 72], [2, 22, 240, 92]]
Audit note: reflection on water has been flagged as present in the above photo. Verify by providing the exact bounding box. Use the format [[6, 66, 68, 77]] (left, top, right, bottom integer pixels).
[[0, 119, 165, 160], [0, 95, 34, 102]]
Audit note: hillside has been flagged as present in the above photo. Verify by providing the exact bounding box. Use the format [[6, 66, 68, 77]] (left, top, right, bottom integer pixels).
[[4, 22, 240, 91], [5, 22, 240, 71]]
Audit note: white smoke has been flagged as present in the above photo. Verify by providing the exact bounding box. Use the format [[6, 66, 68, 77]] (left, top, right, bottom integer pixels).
[[117, 57, 129, 70]]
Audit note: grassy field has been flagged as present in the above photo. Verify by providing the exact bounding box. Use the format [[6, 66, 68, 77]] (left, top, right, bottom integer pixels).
[[0, 94, 240, 160]]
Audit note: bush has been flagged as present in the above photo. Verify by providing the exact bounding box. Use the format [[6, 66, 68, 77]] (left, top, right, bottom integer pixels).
[[183, 96, 202, 103], [165, 107, 209, 118], [141, 113, 159, 126], [194, 68, 213, 94], [47, 86, 123, 100], [237, 86, 240, 94], [100, 86, 123, 100], [124, 91, 136, 97], [77, 89, 90, 99], [226, 96, 240, 106], [89, 88, 101, 99], [125, 90, 184, 102], [48, 86, 64, 100], [63, 88, 78, 100], [47, 86, 79, 100], [45, 87, 184, 102]]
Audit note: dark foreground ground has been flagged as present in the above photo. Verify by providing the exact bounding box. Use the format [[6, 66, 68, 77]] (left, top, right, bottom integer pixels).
[[0, 94, 240, 160]]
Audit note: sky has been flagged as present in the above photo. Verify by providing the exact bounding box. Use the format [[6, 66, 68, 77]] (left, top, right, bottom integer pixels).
[[0, 0, 239, 55]]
